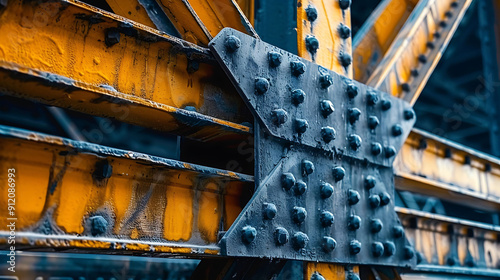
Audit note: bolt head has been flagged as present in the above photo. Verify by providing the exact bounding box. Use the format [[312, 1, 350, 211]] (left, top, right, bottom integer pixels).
[[368, 194, 381, 208], [332, 166, 345, 182], [311, 273, 325, 280], [93, 160, 113, 180], [322, 236, 337, 252], [255, 77, 270, 95], [320, 182, 334, 199], [225, 35, 241, 52], [370, 219, 383, 233], [295, 118, 309, 134], [371, 142, 382, 156], [349, 239, 361, 255], [384, 241, 396, 256], [321, 126, 336, 143], [268, 51, 282, 67], [305, 6, 318, 22], [364, 175, 376, 189], [262, 203, 277, 220], [404, 246, 415, 260], [348, 189, 360, 205], [294, 181, 308, 196], [274, 227, 289, 245], [320, 211, 334, 227], [320, 100, 335, 117], [339, 0, 351, 9], [346, 83, 358, 99], [368, 116, 379, 129], [393, 225, 405, 238], [418, 54, 427, 63], [90, 215, 108, 236], [348, 134, 362, 151], [347, 215, 361, 230], [105, 29, 120, 47], [392, 124, 403, 136], [381, 99, 392, 111], [402, 83, 411, 92], [305, 35, 320, 54], [372, 242, 384, 257], [347, 273, 360, 280], [292, 232, 309, 250], [348, 108, 361, 124], [384, 146, 396, 158], [379, 192, 391, 206], [301, 160, 315, 176], [339, 52, 352, 67], [366, 91, 379, 105], [291, 89, 306, 105], [319, 74, 333, 89], [404, 109, 415, 120], [271, 109, 288, 126], [338, 23, 351, 39], [292, 206, 307, 224], [291, 61, 306, 76], [241, 225, 257, 244], [281, 173, 296, 190]]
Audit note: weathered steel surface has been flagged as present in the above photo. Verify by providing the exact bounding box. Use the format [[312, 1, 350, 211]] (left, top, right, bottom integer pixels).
[[209, 28, 416, 266]]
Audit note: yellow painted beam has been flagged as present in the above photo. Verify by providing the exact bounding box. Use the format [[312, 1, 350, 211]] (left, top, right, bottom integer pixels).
[[105, 0, 158, 29]]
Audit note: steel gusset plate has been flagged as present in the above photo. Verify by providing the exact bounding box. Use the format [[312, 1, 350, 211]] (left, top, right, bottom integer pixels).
[[209, 28, 416, 267]]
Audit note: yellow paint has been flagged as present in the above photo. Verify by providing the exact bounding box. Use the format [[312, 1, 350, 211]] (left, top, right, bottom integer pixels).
[[154, 245, 193, 254], [69, 240, 112, 249], [223, 181, 245, 230], [163, 175, 194, 241], [204, 248, 220, 255], [297, 0, 352, 77], [105, 0, 158, 29], [198, 181, 221, 243], [305, 263, 359, 279]]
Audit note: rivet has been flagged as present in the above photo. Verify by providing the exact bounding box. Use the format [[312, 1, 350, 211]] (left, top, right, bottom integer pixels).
[[370, 219, 383, 233], [426, 42, 435, 49], [291, 61, 306, 76], [393, 225, 405, 238], [302, 160, 315, 176], [225, 35, 241, 52], [347, 215, 361, 230], [364, 175, 376, 189], [384, 146, 396, 158], [93, 160, 113, 181], [445, 11, 453, 18], [320, 100, 335, 117], [292, 232, 309, 250], [404, 109, 415, 120], [346, 83, 358, 99], [241, 225, 257, 244], [349, 240, 361, 255], [419, 139, 428, 150], [321, 126, 336, 143], [379, 192, 391, 206], [338, 23, 351, 39], [339, 52, 352, 67], [439, 20, 447, 28], [268, 51, 282, 67], [447, 256, 457, 266], [291, 89, 306, 105], [305, 5, 318, 22], [444, 148, 452, 158], [255, 77, 270, 95], [372, 242, 384, 257], [368, 116, 380, 129], [411, 69, 419, 77], [347, 189, 360, 205], [433, 32, 441, 39], [332, 166, 345, 182], [392, 124, 403, 136], [275, 227, 289, 245], [271, 109, 288, 126], [322, 236, 337, 252], [401, 83, 410, 92], [371, 142, 382, 156], [368, 195, 380, 208], [320, 182, 334, 199], [292, 206, 307, 224], [339, 0, 351, 10], [348, 134, 362, 151], [367, 91, 379, 105], [451, 1, 458, 8], [311, 273, 325, 280], [404, 246, 415, 260], [381, 99, 392, 111], [384, 241, 396, 256], [295, 119, 309, 134], [294, 181, 308, 196], [319, 74, 333, 89], [262, 203, 277, 220], [348, 108, 361, 124], [90, 215, 108, 236], [281, 173, 296, 190], [306, 35, 320, 54], [347, 273, 360, 280], [105, 28, 120, 47], [418, 54, 427, 63], [320, 211, 334, 227]]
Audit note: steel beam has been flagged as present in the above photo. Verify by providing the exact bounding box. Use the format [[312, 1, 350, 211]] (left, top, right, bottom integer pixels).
[[0, 0, 251, 141], [0, 125, 253, 255]]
